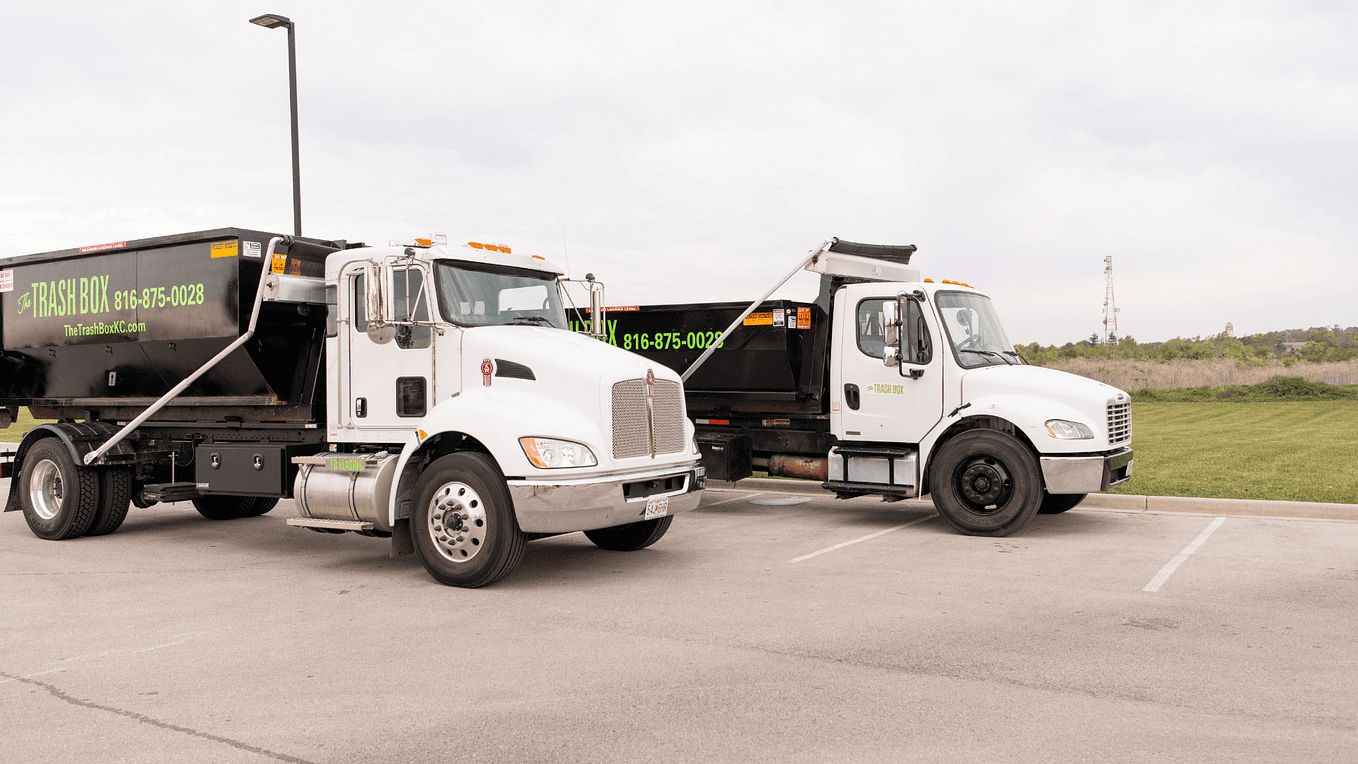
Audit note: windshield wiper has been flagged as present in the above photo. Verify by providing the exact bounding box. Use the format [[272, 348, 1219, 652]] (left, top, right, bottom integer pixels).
[[507, 315, 555, 327], [958, 348, 1014, 365]]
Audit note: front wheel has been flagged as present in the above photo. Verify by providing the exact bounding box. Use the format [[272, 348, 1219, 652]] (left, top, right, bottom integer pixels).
[[20, 439, 99, 540], [585, 515, 673, 551], [929, 430, 1042, 537], [410, 452, 526, 588]]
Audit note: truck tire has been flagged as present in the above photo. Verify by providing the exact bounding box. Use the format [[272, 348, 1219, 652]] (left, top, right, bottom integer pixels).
[[584, 515, 673, 551], [86, 468, 133, 536], [929, 430, 1042, 537], [411, 452, 526, 588], [191, 495, 257, 521], [1038, 491, 1086, 514], [237, 497, 280, 517], [20, 439, 99, 540]]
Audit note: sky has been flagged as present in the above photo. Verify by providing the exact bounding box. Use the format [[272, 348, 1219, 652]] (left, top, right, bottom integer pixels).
[[2, 0, 1354, 345]]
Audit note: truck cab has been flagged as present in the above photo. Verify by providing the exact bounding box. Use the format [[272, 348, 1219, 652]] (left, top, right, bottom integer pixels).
[[826, 269, 1132, 534], [297, 237, 706, 585]]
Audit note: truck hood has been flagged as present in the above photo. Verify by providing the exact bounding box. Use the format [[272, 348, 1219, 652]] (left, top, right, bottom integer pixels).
[[460, 325, 665, 388], [960, 364, 1130, 451], [451, 325, 695, 474]]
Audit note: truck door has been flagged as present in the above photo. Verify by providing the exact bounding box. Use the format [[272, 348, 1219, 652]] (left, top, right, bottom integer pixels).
[[343, 263, 439, 435], [832, 293, 944, 445]]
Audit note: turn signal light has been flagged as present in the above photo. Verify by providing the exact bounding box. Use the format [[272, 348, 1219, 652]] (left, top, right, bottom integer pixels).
[[467, 242, 512, 253]]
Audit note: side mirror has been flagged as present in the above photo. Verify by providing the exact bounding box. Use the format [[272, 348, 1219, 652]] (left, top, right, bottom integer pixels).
[[365, 264, 396, 344], [587, 275, 605, 340], [881, 299, 901, 367]]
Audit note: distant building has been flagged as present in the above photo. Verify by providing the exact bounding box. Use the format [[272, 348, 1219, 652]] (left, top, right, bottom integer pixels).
[[1224, 322, 1234, 338]]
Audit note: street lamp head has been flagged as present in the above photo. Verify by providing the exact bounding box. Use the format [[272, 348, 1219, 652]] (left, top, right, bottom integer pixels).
[[249, 13, 293, 30]]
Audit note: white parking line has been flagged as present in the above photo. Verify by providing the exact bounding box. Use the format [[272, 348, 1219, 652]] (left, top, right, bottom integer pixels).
[[789, 513, 938, 563], [1143, 516, 1226, 592]]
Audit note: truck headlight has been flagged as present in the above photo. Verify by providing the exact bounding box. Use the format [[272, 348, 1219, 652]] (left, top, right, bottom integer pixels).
[[1044, 420, 1094, 439], [519, 437, 598, 468]]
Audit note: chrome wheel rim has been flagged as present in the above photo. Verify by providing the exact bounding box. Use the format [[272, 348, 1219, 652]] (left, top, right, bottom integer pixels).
[[29, 459, 64, 521], [427, 482, 487, 563]]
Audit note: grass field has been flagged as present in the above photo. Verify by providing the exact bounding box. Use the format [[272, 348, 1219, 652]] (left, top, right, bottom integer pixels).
[[1108, 400, 1358, 504]]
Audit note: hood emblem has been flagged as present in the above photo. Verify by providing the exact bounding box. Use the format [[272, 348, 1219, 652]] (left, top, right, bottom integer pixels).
[[481, 358, 494, 386]]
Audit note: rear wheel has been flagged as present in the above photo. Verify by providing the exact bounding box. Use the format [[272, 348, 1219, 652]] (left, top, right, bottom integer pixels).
[[585, 515, 673, 551], [20, 439, 99, 540], [929, 430, 1042, 537], [237, 497, 279, 517], [191, 495, 263, 521], [86, 468, 133, 536], [411, 452, 525, 588], [1038, 491, 1086, 514]]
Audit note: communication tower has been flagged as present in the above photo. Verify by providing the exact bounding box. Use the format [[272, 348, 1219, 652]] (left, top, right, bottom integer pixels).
[[1102, 255, 1120, 344]]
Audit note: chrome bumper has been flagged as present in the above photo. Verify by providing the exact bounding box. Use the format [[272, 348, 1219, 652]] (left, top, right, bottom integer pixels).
[[1040, 447, 1134, 494], [507, 460, 706, 533]]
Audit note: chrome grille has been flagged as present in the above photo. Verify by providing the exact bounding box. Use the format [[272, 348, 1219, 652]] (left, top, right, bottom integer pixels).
[[1107, 400, 1132, 445], [612, 379, 685, 459]]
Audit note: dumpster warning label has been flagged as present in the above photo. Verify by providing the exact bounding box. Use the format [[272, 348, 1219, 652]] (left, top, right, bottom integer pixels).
[[210, 241, 239, 258], [743, 312, 773, 326], [0, 269, 12, 293]]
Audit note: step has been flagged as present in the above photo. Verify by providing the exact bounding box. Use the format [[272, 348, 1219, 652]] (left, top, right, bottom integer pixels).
[[141, 482, 203, 503], [286, 518, 374, 532]]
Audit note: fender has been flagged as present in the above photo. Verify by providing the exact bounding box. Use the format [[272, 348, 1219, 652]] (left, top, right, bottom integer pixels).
[[384, 390, 605, 527], [4, 422, 137, 513], [919, 413, 1040, 497]]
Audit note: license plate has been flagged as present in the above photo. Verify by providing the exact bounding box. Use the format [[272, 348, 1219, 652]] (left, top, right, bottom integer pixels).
[[644, 495, 669, 520]]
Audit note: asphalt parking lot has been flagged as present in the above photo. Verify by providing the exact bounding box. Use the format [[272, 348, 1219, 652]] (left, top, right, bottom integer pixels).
[[3, 484, 1356, 763]]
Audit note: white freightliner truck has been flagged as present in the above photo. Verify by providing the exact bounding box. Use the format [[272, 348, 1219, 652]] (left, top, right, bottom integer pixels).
[[0, 228, 704, 587], [609, 238, 1133, 536]]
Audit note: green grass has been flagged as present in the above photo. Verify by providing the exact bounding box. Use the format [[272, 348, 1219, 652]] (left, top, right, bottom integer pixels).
[[3, 409, 55, 443], [1108, 400, 1358, 504]]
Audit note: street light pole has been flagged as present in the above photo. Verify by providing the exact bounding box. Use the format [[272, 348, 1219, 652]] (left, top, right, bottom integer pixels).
[[249, 13, 302, 237]]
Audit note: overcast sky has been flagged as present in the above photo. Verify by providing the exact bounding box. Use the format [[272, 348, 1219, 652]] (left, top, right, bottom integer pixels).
[[3, 1, 1354, 345]]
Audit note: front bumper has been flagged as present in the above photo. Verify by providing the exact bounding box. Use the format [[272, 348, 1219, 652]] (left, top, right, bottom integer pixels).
[[1040, 447, 1134, 494], [507, 460, 706, 533]]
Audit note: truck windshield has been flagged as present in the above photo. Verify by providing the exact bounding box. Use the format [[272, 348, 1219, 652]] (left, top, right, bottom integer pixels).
[[935, 291, 1019, 369], [434, 261, 568, 329]]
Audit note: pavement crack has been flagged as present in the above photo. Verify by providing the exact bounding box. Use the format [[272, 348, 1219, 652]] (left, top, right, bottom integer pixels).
[[0, 671, 319, 764]]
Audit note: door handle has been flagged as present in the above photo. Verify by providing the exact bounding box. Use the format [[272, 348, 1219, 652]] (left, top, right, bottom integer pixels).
[[844, 383, 860, 411]]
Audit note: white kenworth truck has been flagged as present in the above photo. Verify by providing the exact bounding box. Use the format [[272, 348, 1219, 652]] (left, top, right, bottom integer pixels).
[[0, 228, 704, 587], [610, 238, 1133, 537]]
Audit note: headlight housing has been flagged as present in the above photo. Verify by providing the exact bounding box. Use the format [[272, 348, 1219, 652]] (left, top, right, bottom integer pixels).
[[1044, 419, 1094, 439], [519, 437, 598, 468]]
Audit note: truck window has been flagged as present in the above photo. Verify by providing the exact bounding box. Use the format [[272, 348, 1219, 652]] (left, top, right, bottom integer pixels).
[[435, 261, 568, 329], [856, 299, 888, 358], [352, 274, 369, 332], [857, 298, 933, 364], [393, 267, 431, 350], [936, 291, 1016, 369]]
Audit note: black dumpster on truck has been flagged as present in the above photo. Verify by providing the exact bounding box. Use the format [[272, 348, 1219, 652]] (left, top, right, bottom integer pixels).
[[0, 227, 346, 423]]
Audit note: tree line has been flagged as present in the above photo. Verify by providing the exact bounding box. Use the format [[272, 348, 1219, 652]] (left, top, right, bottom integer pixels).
[[1017, 326, 1358, 367]]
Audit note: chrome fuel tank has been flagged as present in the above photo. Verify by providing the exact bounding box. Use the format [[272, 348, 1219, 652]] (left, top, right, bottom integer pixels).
[[292, 452, 399, 532]]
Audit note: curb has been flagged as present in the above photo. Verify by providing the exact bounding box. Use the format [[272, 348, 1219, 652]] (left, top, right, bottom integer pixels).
[[713, 477, 1358, 522]]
